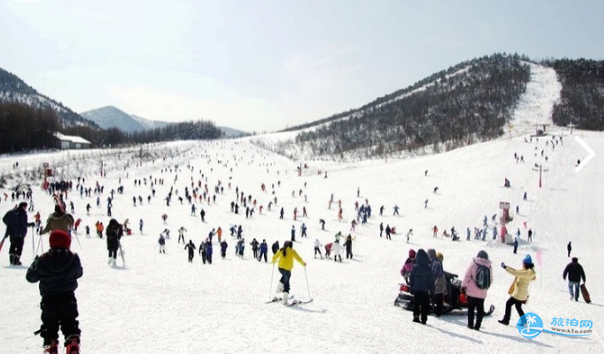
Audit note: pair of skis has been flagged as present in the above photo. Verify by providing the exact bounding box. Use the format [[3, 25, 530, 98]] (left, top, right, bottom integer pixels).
[[266, 295, 314, 306], [287, 298, 313, 306]]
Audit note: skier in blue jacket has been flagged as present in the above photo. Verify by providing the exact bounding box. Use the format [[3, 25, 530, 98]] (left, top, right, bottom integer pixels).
[[258, 240, 268, 262]]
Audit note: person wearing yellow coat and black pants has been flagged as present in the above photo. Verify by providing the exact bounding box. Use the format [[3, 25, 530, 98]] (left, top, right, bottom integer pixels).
[[498, 255, 536, 325], [271, 241, 307, 305]]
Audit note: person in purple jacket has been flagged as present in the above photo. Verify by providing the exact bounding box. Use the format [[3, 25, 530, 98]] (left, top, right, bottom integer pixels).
[[401, 249, 416, 284], [461, 250, 493, 331]]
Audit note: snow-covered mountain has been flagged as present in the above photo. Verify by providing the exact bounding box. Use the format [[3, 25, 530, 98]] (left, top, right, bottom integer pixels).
[[130, 114, 171, 131], [82, 106, 246, 137], [0, 67, 98, 128], [80, 106, 171, 133]]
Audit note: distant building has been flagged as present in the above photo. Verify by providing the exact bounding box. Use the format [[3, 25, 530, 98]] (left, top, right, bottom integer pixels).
[[53, 132, 92, 150], [533, 123, 551, 136]]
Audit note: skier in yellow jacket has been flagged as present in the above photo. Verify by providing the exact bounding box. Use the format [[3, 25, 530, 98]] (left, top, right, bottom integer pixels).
[[271, 241, 306, 304], [498, 255, 536, 325]]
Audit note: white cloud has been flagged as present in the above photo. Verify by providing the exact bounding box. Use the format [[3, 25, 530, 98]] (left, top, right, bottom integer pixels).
[[281, 45, 361, 93]]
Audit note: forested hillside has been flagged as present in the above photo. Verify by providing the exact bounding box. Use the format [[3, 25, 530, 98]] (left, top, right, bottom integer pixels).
[[0, 68, 98, 128], [0, 100, 222, 154], [261, 54, 531, 159], [548, 59, 604, 130]]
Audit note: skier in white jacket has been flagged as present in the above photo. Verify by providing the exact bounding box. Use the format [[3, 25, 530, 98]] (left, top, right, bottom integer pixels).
[[314, 239, 323, 259], [332, 240, 343, 262]]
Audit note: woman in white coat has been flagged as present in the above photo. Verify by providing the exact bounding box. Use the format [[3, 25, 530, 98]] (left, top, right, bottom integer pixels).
[[332, 240, 342, 262]]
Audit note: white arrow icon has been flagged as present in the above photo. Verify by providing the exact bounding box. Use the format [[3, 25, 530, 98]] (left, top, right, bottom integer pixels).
[[575, 136, 595, 172]]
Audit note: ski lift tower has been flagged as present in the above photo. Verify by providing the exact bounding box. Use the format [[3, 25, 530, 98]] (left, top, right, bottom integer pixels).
[[42, 162, 52, 189], [533, 123, 551, 137], [567, 122, 576, 135], [533, 162, 549, 188]]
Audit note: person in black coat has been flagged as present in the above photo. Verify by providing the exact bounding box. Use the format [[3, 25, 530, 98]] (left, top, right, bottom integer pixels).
[[185, 240, 196, 263], [6, 202, 35, 265], [158, 234, 166, 254], [344, 234, 354, 259], [199, 241, 207, 263], [385, 225, 392, 240], [251, 238, 260, 259], [220, 240, 228, 259], [26, 230, 82, 353], [563, 257, 586, 301], [409, 248, 435, 325], [271, 241, 280, 255], [106, 218, 123, 266]]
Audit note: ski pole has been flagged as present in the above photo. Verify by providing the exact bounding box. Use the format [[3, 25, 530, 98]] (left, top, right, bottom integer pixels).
[[268, 262, 275, 301], [31, 225, 35, 256], [36, 234, 44, 255], [304, 266, 312, 299], [71, 230, 82, 250]]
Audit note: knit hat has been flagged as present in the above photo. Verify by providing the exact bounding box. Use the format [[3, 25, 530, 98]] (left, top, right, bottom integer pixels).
[[477, 250, 489, 260], [523, 254, 533, 265], [436, 252, 444, 261], [408, 249, 417, 258], [572, 257, 578, 262], [49, 230, 71, 249]]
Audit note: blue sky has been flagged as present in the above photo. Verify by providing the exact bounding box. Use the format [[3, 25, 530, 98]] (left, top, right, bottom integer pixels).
[[1, 0, 603, 133]]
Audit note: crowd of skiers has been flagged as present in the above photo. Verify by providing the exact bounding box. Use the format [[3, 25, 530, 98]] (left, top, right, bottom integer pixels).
[[1, 133, 588, 353]]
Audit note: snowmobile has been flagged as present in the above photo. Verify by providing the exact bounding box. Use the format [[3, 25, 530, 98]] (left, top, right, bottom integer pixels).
[[394, 270, 495, 316]]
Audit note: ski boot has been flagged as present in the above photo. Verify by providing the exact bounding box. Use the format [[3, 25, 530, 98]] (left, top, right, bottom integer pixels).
[[43, 340, 58, 354], [282, 292, 289, 305], [65, 335, 80, 354]]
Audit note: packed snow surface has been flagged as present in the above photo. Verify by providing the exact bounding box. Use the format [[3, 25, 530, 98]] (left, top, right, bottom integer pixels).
[[1, 64, 603, 353]]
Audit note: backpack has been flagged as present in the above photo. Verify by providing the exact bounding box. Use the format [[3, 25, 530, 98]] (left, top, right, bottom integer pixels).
[[474, 263, 491, 290], [2, 208, 19, 233]]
